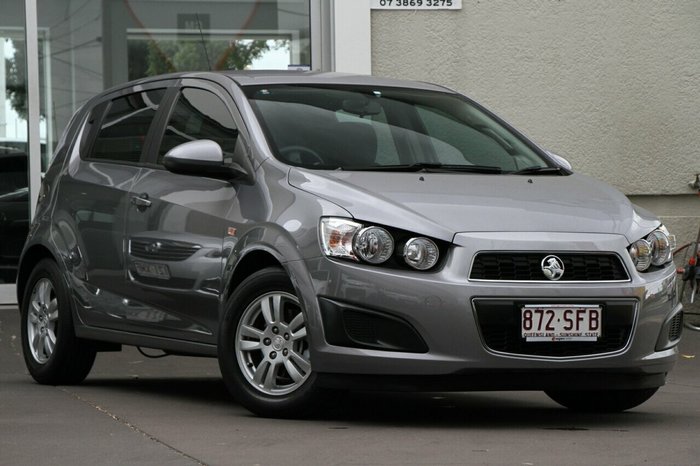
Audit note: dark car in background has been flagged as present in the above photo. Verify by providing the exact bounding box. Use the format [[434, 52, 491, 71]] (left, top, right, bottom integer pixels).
[[16, 71, 682, 418], [0, 147, 29, 284]]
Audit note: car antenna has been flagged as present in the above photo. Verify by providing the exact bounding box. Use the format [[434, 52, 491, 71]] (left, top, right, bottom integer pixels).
[[196, 13, 212, 71]]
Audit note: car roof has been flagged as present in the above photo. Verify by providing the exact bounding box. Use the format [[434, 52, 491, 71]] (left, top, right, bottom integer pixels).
[[101, 70, 456, 96], [220, 70, 455, 93]]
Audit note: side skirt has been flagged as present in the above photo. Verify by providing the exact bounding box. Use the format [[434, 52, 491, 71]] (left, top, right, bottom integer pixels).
[[75, 324, 218, 357]]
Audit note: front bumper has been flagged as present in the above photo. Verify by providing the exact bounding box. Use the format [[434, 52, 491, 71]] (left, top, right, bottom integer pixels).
[[297, 232, 680, 390]]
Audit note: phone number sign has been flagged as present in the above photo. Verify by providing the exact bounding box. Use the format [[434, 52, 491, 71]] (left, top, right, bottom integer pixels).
[[371, 0, 462, 9]]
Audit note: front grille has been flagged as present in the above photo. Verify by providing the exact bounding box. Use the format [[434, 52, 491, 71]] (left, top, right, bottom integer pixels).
[[473, 299, 636, 357], [129, 238, 201, 261], [668, 312, 683, 342], [470, 252, 628, 281]]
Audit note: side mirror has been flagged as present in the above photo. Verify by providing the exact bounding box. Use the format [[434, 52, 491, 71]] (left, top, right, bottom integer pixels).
[[546, 150, 573, 171], [163, 140, 248, 181]]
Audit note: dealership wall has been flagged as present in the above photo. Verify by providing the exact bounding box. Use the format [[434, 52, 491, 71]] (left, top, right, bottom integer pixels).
[[370, 0, 700, 244]]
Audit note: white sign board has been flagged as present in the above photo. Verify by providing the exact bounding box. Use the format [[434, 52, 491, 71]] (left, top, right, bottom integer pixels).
[[370, 0, 462, 9]]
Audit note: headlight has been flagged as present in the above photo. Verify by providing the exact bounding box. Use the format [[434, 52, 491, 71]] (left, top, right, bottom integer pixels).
[[320, 217, 362, 260], [628, 226, 675, 272], [319, 217, 441, 270], [647, 228, 673, 266], [353, 227, 394, 264], [403, 237, 439, 270], [629, 239, 652, 271]]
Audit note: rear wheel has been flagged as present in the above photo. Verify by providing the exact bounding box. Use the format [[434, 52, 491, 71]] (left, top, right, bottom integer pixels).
[[545, 388, 658, 412], [20, 259, 96, 384], [218, 267, 328, 418]]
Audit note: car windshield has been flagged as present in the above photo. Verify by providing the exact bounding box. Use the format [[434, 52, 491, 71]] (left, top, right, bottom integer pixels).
[[244, 85, 551, 173]]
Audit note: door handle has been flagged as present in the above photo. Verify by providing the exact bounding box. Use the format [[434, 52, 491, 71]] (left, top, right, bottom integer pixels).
[[130, 193, 152, 211]]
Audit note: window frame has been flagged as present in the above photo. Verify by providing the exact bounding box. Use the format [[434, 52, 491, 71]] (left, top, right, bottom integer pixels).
[[145, 78, 250, 169], [79, 80, 178, 166]]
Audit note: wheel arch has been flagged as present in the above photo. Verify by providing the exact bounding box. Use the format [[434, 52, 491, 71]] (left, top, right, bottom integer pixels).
[[225, 249, 285, 301], [16, 244, 58, 305]]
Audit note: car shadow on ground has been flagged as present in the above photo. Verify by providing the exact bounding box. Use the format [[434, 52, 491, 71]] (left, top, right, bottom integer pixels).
[[320, 391, 668, 430], [79, 377, 233, 406], [76, 376, 672, 430]]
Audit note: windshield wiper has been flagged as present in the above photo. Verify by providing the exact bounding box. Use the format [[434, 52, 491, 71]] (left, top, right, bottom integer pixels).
[[511, 166, 567, 175], [347, 163, 503, 174]]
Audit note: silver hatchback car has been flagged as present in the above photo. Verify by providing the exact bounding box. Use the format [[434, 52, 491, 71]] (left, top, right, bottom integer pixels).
[[17, 71, 682, 417]]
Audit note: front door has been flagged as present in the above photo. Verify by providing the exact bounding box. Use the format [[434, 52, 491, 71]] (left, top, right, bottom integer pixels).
[[121, 82, 244, 343]]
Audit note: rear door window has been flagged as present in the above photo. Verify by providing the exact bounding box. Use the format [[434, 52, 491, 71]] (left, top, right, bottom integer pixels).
[[89, 89, 166, 163]]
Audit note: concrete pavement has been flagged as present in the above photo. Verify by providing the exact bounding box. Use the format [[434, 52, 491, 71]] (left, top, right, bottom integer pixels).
[[1, 305, 699, 465]]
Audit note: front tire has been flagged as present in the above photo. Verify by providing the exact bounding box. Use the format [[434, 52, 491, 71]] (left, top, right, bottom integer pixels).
[[20, 259, 96, 385], [545, 388, 658, 412], [218, 267, 327, 418]]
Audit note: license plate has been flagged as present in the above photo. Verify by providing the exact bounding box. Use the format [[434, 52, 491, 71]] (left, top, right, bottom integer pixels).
[[521, 304, 602, 342], [134, 261, 170, 280]]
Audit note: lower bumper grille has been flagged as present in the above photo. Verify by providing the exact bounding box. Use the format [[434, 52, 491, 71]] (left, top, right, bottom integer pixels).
[[472, 299, 637, 357], [319, 298, 428, 353], [668, 311, 683, 342]]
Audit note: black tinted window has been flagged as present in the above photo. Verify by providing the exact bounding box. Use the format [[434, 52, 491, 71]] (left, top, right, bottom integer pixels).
[[158, 88, 238, 164], [0, 151, 27, 197], [91, 89, 165, 163], [246, 85, 547, 171]]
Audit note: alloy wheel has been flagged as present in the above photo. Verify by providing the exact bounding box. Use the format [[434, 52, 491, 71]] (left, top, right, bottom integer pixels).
[[27, 278, 59, 364], [235, 291, 311, 396]]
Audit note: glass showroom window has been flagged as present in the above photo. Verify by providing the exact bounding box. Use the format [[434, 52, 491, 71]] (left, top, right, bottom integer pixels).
[[1, 1, 29, 289], [38, 0, 311, 159], [1, 0, 312, 299]]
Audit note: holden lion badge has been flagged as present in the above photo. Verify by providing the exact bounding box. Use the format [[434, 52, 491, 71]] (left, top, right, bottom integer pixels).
[[541, 255, 565, 281]]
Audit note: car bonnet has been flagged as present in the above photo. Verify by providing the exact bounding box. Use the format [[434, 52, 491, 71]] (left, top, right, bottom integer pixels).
[[287, 168, 658, 243]]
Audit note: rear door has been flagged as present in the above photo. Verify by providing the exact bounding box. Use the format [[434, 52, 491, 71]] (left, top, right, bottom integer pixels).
[[120, 79, 245, 343], [56, 82, 175, 328]]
